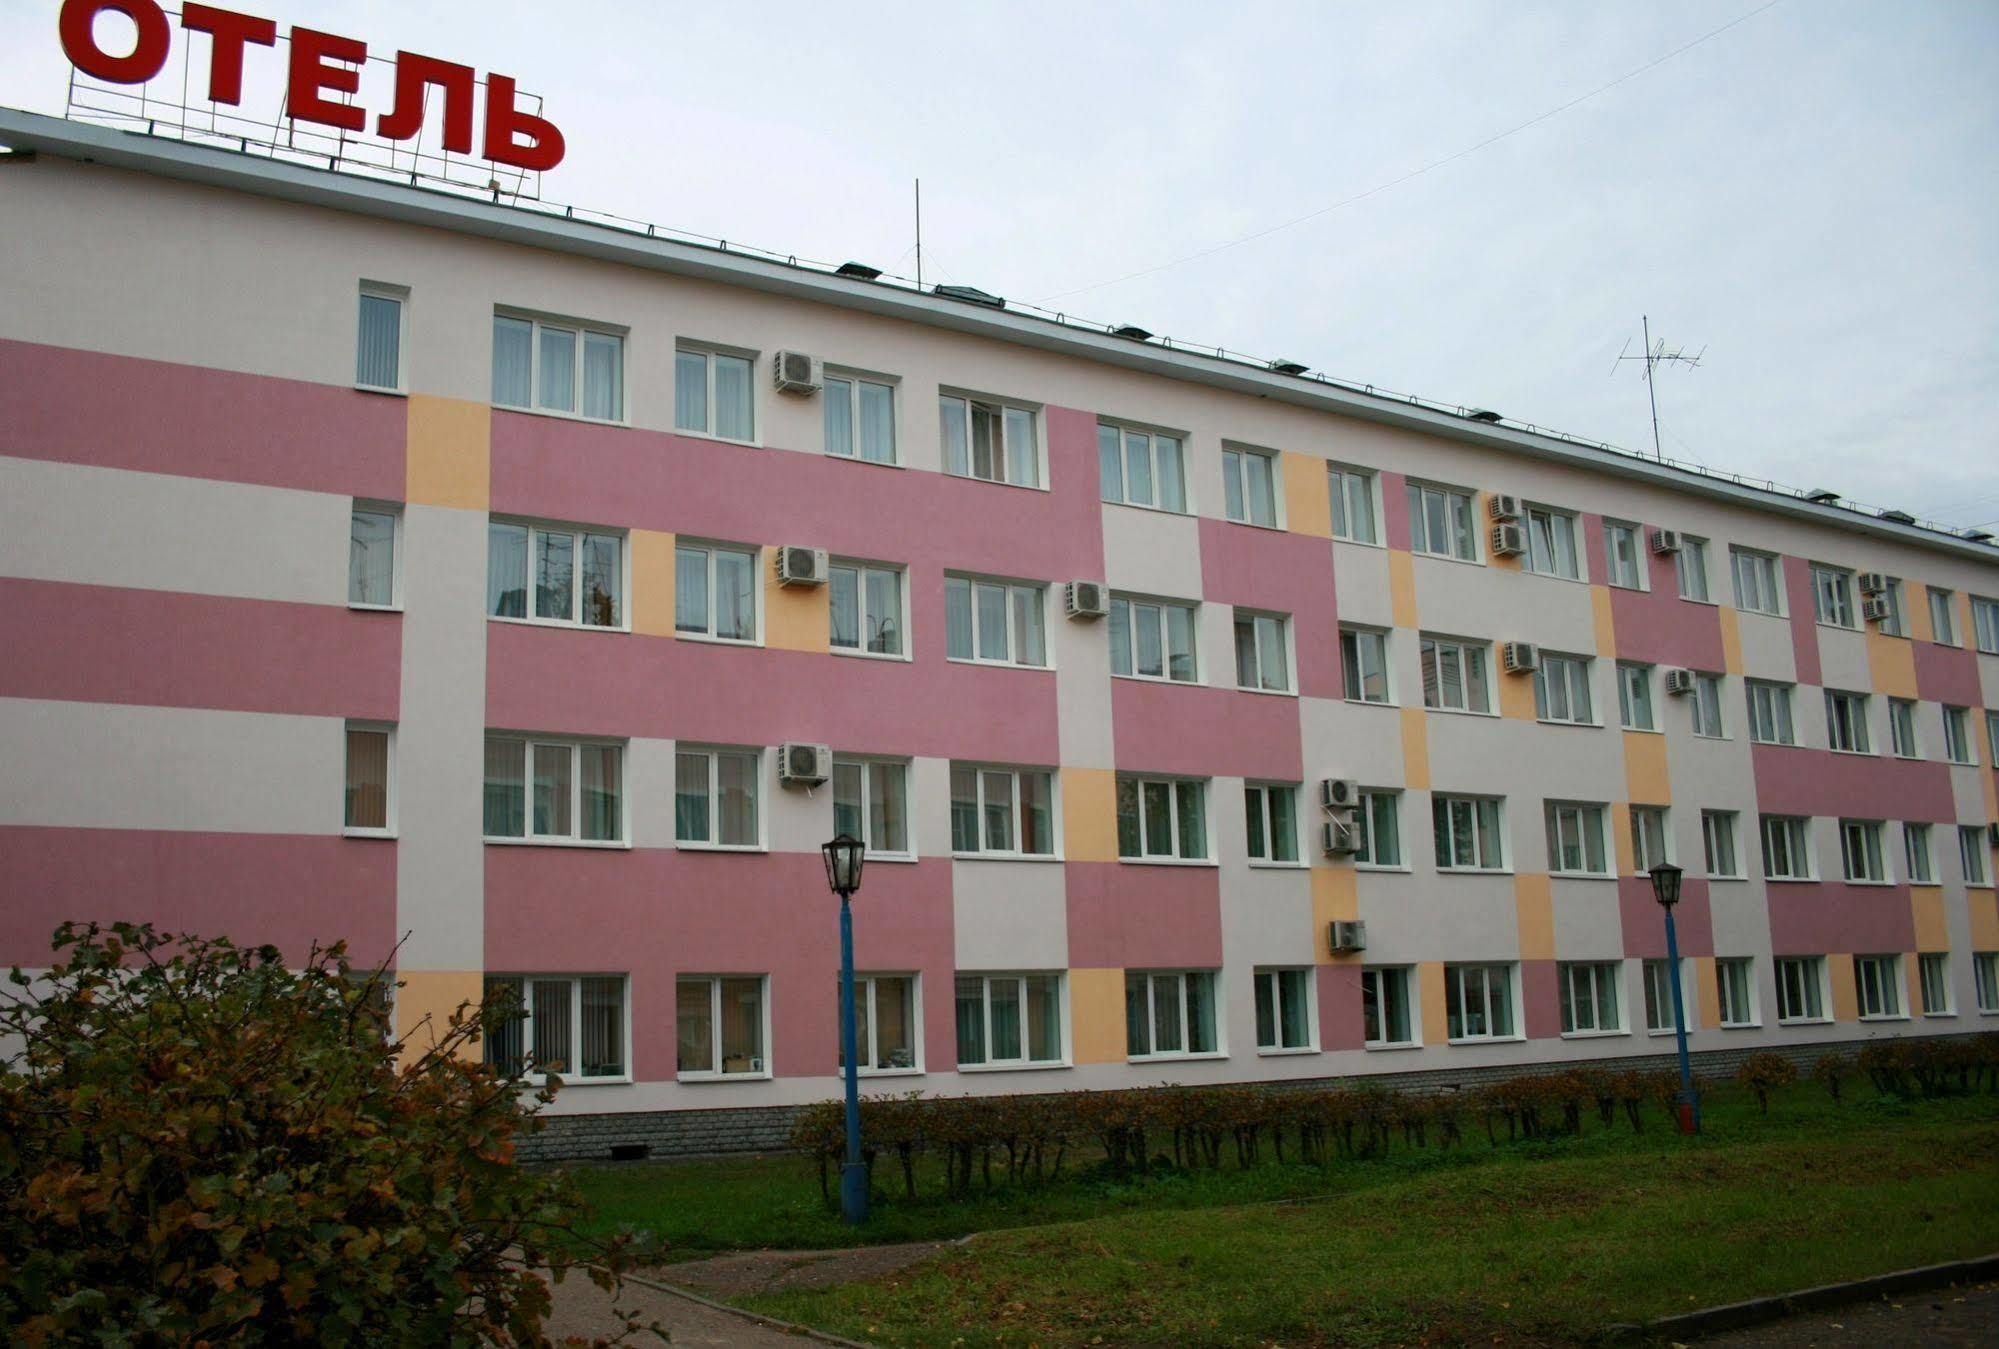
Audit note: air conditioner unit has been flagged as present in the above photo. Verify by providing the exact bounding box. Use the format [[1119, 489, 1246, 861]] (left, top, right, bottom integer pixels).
[[1857, 572, 1888, 595], [1861, 596, 1893, 623], [1491, 523, 1527, 556], [1064, 580, 1109, 620], [1650, 528, 1682, 555], [1321, 820, 1362, 857], [1320, 778, 1362, 811], [1328, 919, 1367, 954], [1486, 493, 1522, 522], [777, 742, 832, 785], [774, 546, 829, 587], [772, 350, 821, 395], [1663, 668, 1697, 696], [1502, 641, 1539, 673]]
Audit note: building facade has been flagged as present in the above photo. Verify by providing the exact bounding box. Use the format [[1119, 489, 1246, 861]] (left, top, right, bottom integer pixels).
[[3, 110, 1998, 1148]]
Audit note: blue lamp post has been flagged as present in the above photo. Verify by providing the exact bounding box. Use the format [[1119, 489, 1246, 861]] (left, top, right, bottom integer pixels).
[[1649, 861, 1701, 1134], [822, 833, 869, 1223]]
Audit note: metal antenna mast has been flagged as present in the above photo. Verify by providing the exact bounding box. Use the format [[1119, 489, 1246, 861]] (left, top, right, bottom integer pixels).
[[914, 179, 923, 291], [1614, 315, 1704, 461]]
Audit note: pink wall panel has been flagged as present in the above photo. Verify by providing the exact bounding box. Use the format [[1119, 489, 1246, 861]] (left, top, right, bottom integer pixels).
[[1750, 743, 1956, 823], [0, 339, 404, 499], [1110, 679, 1303, 781], [0, 826, 397, 967], [1317, 962, 1364, 1051], [1781, 556, 1824, 687], [1608, 542, 1726, 670], [0, 579, 400, 719], [1063, 861, 1223, 970], [1195, 517, 1342, 700], [483, 847, 955, 1082], [1912, 640, 1983, 707], [1379, 471, 1412, 551], [1617, 877, 1714, 958], [1765, 880, 1915, 955], [1520, 958, 1561, 1039], [1582, 511, 1609, 581]]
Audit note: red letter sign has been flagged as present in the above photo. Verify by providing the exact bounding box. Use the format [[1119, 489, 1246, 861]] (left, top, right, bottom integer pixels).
[[58, 0, 170, 84], [287, 26, 368, 132], [178, 4, 277, 106]]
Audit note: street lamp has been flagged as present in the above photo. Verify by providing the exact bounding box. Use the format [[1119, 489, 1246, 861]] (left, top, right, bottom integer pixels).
[[822, 833, 869, 1224], [1648, 861, 1700, 1134]]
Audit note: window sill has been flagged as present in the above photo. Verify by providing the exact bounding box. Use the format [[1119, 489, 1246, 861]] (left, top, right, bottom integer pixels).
[[1691, 732, 1731, 742], [354, 383, 407, 398], [946, 656, 1053, 673], [1777, 1016, 1833, 1027], [1537, 718, 1603, 730], [1129, 1051, 1229, 1064], [1945, 759, 1979, 769], [1331, 535, 1385, 550], [1607, 582, 1648, 594], [490, 614, 631, 635], [343, 828, 398, 841], [1521, 569, 1588, 586], [1679, 595, 1720, 608], [1222, 516, 1286, 533], [1550, 871, 1617, 881], [1438, 867, 1515, 878], [1447, 1035, 1526, 1046], [1256, 1045, 1321, 1057], [1720, 1021, 1762, 1031], [1841, 879, 1895, 888], [826, 451, 904, 470], [1749, 739, 1803, 749], [1118, 857, 1218, 869], [1355, 863, 1413, 873], [1891, 753, 1923, 762], [1364, 1041, 1424, 1053], [1344, 697, 1399, 710], [678, 632, 765, 649], [1920, 1011, 1957, 1020], [676, 843, 768, 855], [677, 1071, 773, 1083], [831, 647, 914, 664], [1815, 621, 1860, 635], [1858, 1013, 1911, 1023], [1248, 860, 1309, 870], [1235, 684, 1299, 699], [497, 403, 631, 430], [672, 427, 762, 450], [864, 853, 919, 865], [1710, 874, 1749, 883], [951, 853, 1063, 864], [857, 1066, 925, 1078], [1424, 706, 1500, 719], [1765, 876, 1820, 884], [1737, 607, 1787, 621], [1560, 1029, 1631, 1041], [348, 601, 404, 614], [1622, 725, 1664, 736], [1111, 672, 1201, 688], [1828, 748, 1878, 759], [1102, 498, 1192, 519], [957, 1061, 1070, 1074], [944, 471, 1050, 495], [1410, 550, 1485, 568], [484, 837, 631, 850], [528, 1074, 633, 1087]]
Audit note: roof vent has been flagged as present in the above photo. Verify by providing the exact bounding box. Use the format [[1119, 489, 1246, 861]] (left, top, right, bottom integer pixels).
[[935, 284, 1005, 309], [1268, 358, 1308, 375], [1466, 409, 1502, 424], [1877, 509, 1915, 525], [835, 261, 882, 280], [1112, 324, 1153, 341], [1966, 530, 1994, 543], [1804, 489, 1840, 505]]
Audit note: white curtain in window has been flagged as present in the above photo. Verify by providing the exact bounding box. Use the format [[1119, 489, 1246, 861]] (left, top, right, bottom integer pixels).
[[487, 523, 529, 618], [580, 977, 624, 1076], [582, 332, 622, 419], [714, 354, 753, 439], [713, 550, 754, 640], [531, 979, 572, 1073], [483, 738, 525, 837], [579, 745, 620, 842], [674, 350, 708, 432], [356, 294, 400, 389], [492, 316, 532, 407], [344, 729, 388, 829], [717, 752, 757, 845], [537, 327, 575, 412], [859, 380, 895, 462]]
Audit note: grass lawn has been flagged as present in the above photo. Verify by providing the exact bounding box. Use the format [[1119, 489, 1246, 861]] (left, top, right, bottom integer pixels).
[[571, 1087, 1999, 1345]]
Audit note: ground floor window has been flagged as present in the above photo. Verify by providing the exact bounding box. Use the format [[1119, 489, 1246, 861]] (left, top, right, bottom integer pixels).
[[956, 973, 1063, 1066], [839, 973, 919, 1072], [677, 975, 766, 1077], [1918, 954, 1951, 1017], [1363, 966, 1416, 1046], [1854, 955, 1903, 1019], [1641, 959, 1690, 1034], [1975, 954, 1999, 1013], [483, 975, 626, 1080], [1717, 957, 1758, 1027], [1126, 970, 1221, 1059], [1775, 956, 1827, 1023], [1560, 961, 1623, 1034], [1254, 968, 1315, 1051], [1445, 963, 1516, 1041]]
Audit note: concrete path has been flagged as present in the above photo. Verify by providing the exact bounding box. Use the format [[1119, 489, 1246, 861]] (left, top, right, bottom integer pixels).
[[539, 1266, 845, 1346], [1696, 1280, 1999, 1346]]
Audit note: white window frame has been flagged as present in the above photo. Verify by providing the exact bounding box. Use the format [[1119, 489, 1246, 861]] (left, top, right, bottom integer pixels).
[[1731, 547, 1785, 616], [483, 974, 631, 1085], [941, 392, 1042, 489], [1690, 672, 1726, 739], [343, 721, 396, 838], [1340, 626, 1393, 705], [348, 501, 403, 611], [1420, 635, 1492, 714], [1603, 521, 1644, 590], [1641, 958, 1696, 1035], [1433, 794, 1507, 872], [1327, 464, 1380, 545], [1976, 596, 1999, 655], [1876, 578, 1907, 637], [1927, 587, 1958, 646], [1824, 689, 1872, 755], [1988, 711, 1999, 765], [842, 972, 923, 1075], [1125, 969, 1225, 1061], [674, 343, 758, 443], [823, 369, 899, 465], [1747, 680, 1797, 745], [1942, 706, 1975, 765], [1545, 801, 1610, 877], [1716, 957, 1759, 1028], [1918, 953, 1952, 1018], [1617, 662, 1656, 731], [355, 282, 407, 394], [674, 540, 761, 644], [675, 746, 764, 851], [1559, 960, 1626, 1036], [1444, 962, 1520, 1042], [1354, 790, 1404, 869], [945, 573, 1050, 669], [950, 764, 1058, 859], [1097, 421, 1187, 513], [1839, 819, 1889, 884], [1220, 444, 1282, 528], [1244, 782, 1302, 866], [1630, 805, 1671, 874], [483, 735, 627, 847], [1117, 774, 1211, 863], [1702, 809, 1743, 879], [1775, 955, 1828, 1024], [493, 311, 627, 423], [1523, 505, 1582, 580], [1888, 698, 1920, 759], [1362, 966, 1420, 1047], [1959, 826, 1990, 887], [829, 560, 908, 659], [1761, 814, 1814, 881], [1812, 563, 1855, 628], [1904, 822, 1935, 885], [1109, 594, 1200, 683], [954, 972, 1066, 1069], [676, 974, 770, 1080], [1974, 953, 1999, 1014], [1406, 481, 1480, 561], [1533, 653, 1595, 725], [1676, 536, 1712, 602], [488, 518, 628, 631], [1254, 967, 1319, 1054], [1854, 954, 1905, 1020], [1233, 609, 1293, 694], [832, 756, 913, 860]]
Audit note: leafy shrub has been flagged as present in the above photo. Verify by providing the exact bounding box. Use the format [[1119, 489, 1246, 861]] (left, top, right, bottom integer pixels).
[[1736, 1051, 1798, 1113], [1812, 1052, 1853, 1104], [0, 922, 646, 1346]]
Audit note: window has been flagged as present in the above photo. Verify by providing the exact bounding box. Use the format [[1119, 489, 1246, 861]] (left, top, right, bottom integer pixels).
[[1125, 970, 1221, 1059], [956, 973, 1063, 1066], [941, 394, 1039, 487], [1972, 596, 1999, 654], [1839, 820, 1887, 883], [1255, 968, 1316, 1052], [1341, 627, 1392, 703], [1918, 954, 1951, 1017], [1904, 822, 1935, 884], [1354, 791, 1403, 867], [1617, 663, 1656, 731], [1406, 482, 1478, 560], [1630, 806, 1670, 873], [1603, 521, 1643, 589], [1642, 959, 1690, 1034], [1960, 826, 1990, 886], [946, 575, 1047, 667], [1942, 706, 1974, 765], [675, 747, 760, 848], [1855, 955, 1903, 1019], [824, 372, 896, 464], [1702, 810, 1742, 878], [1433, 795, 1505, 871], [1747, 680, 1797, 745], [1928, 587, 1958, 645], [1545, 801, 1609, 876], [1824, 690, 1871, 754], [494, 314, 624, 420], [1117, 775, 1208, 861], [830, 562, 905, 656], [1731, 548, 1784, 616], [1717, 957, 1757, 1027], [1761, 815, 1813, 880], [1098, 423, 1185, 511], [1328, 465, 1378, 543], [356, 285, 404, 392], [1221, 445, 1279, 527], [1874, 579, 1906, 637], [675, 542, 758, 642], [348, 505, 398, 608], [1445, 963, 1517, 1041], [1533, 654, 1594, 725], [1889, 698, 1920, 758], [1976, 954, 1999, 1013], [1676, 536, 1711, 601], [833, 758, 910, 857], [1524, 506, 1581, 579], [951, 765, 1055, 857], [1420, 636, 1490, 713], [483, 737, 623, 843], [1560, 962, 1623, 1035], [677, 976, 766, 1077], [841, 974, 919, 1072], [1775, 956, 1827, 1023], [344, 724, 393, 835], [1690, 673, 1726, 738], [1109, 595, 1198, 682], [484, 975, 627, 1080], [488, 520, 623, 628], [1989, 711, 1999, 765], [1244, 783, 1300, 864], [1362, 967, 1417, 1046], [1812, 564, 1855, 627], [675, 346, 754, 440], [1234, 611, 1291, 692]]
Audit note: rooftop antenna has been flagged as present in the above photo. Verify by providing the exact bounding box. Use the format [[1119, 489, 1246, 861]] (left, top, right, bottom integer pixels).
[[914, 178, 923, 291], [1613, 315, 1704, 462]]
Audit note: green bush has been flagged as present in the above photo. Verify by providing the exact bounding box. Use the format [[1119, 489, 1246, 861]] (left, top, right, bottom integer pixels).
[[0, 922, 647, 1346], [1736, 1051, 1799, 1113]]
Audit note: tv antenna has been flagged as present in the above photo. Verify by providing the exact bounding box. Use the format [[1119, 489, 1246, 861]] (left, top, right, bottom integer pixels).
[[1613, 315, 1704, 462]]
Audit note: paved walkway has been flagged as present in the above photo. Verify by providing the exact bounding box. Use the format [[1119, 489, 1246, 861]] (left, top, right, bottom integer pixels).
[[539, 1267, 831, 1347], [1696, 1280, 1999, 1346]]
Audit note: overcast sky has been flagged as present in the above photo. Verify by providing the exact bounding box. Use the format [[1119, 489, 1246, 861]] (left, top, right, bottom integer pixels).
[[4, 1, 1995, 529]]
